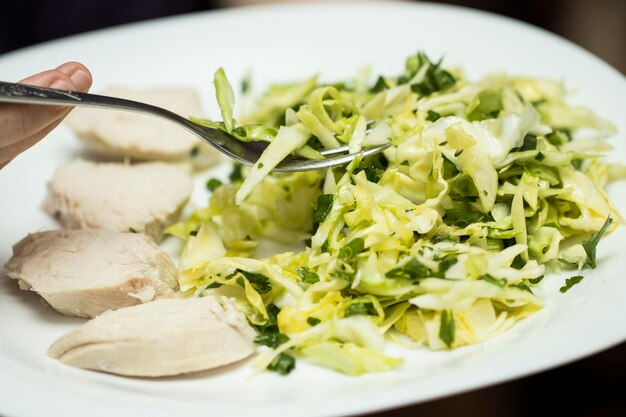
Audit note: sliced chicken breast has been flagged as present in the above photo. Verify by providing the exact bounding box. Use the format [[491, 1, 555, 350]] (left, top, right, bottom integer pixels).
[[4, 229, 178, 318], [43, 160, 192, 241], [66, 87, 218, 162], [48, 297, 256, 377]]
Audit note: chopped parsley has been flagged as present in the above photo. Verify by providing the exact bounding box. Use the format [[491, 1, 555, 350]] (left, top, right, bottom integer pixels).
[[345, 302, 375, 317], [205, 178, 223, 192], [254, 331, 289, 348], [234, 269, 272, 294], [306, 317, 321, 326], [338, 238, 365, 261], [559, 275, 584, 293], [439, 310, 455, 348], [434, 257, 457, 277], [296, 267, 320, 284], [582, 217, 613, 268], [229, 163, 244, 183], [480, 274, 507, 287], [386, 258, 431, 281], [313, 194, 334, 223], [408, 52, 456, 96], [369, 76, 388, 93], [267, 353, 295, 375], [426, 109, 442, 122]]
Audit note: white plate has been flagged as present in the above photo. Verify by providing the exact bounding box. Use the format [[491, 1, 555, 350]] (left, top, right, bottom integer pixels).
[[1, 2, 625, 417]]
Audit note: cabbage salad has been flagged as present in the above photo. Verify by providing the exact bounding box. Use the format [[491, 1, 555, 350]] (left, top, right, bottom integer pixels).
[[167, 52, 622, 376]]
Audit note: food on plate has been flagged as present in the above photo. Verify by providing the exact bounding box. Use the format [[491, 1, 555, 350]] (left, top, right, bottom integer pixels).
[[4, 229, 178, 318], [48, 297, 256, 377], [168, 52, 622, 375], [66, 87, 219, 164], [43, 159, 192, 241]]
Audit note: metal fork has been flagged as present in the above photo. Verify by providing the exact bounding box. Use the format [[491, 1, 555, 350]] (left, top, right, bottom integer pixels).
[[0, 81, 389, 171]]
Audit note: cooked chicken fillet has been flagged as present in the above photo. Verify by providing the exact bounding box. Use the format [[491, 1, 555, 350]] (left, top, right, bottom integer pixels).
[[4, 229, 178, 318], [48, 297, 256, 377], [43, 160, 192, 241], [66, 87, 213, 161]]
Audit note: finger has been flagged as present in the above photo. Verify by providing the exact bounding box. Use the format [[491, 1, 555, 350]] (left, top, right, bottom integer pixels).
[[0, 62, 92, 148], [21, 61, 92, 92], [0, 109, 71, 164]]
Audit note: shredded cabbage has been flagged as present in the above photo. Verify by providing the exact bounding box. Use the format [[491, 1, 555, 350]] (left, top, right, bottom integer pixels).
[[170, 52, 621, 376]]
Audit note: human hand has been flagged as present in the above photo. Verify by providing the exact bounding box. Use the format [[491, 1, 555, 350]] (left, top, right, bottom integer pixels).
[[0, 62, 92, 169]]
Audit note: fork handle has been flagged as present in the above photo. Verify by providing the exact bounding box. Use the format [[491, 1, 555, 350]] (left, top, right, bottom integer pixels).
[[0, 81, 186, 122]]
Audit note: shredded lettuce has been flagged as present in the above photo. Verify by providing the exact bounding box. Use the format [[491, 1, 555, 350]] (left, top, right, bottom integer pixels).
[[170, 51, 621, 376]]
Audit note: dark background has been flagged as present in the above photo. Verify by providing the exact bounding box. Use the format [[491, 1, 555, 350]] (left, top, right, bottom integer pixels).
[[1, 1, 624, 416], [1, 0, 624, 73]]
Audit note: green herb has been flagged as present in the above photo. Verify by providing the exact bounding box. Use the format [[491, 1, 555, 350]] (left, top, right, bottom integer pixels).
[[254, 331, 289, 348], [517, 134, 537, 152], [529, 275, 544, 284], [296, 267, 320, 284], [128, 227, 138, 233], [435, 257, 457, 277], [363, 165, 385, 183], [234, 269, 272, 294], [189, 230, 198, 237], [338, 238, 365, 261], [229, 163, 244, 183], [331, 270, 354, 281], [307, 317, 321, 326], [232, 126, 246, 137], [407, 53, 456, 96], [439, 310, 455, 348], [369, 76, 388, 93], [241, 76, 250, 94], [397, 75, 410, 85], [442, 156, 459, 178], [511, 255, 526, 270], [205, 282, 222, 289], [546, 129, 571, 146], [427, 110, 441, 122], [558, 258, 578, 268], [354, 157, 387, 183], [535, 152, 546, 162], [345, 302, 374, 317], [258, 162, 264, 169], [313, 194, 334, 223], [513, 283, 533, 293], [205, 178, 223, 192], [481, 274, 507, 287], [190, 146, 200, 157], [267, 353, 296, 375], [386, 258, 431, 281], [582, 216, 613, 268], [559, 275, 584, 293], [254, 304, 280, 334], [454, 212, 491, 228]]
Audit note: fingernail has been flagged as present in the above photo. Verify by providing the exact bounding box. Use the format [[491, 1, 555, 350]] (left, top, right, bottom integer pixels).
[[69, 69, 91, 91]]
